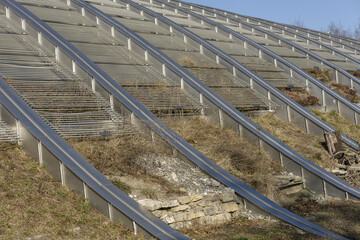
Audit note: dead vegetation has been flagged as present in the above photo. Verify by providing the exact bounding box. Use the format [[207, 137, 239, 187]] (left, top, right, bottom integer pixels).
[[163, 116, 283, 201], [251, 114, 335, 169], [348, 70, 360, 78], [286, 198, 360, 239], [306, 68, 360, 103], [0, 143, 143, 240], [312, 110, 360, 143], [282, 89, 320, 106], [68, 134, 186, 200], [183, 215, 323, 240], [177, 56, 197, 67]]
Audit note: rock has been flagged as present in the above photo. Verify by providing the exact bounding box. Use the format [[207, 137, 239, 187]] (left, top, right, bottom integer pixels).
[[203, 206, 216, 216], [152, 210, 164, 217], [211, 180, 220, 187], [178, 196, 191, 204], [347, 166, 360, 172], [164, 215, 175, 224], [161, 199, 179, 209], [172, 205, 189, 212], [171, 172, 178, 181], [204, 193, 220, 202], [186, 210, 205, 220], [170, 221, 184, 230], [223, 202, 239, 213], [331, 169, 347, 175], [198, 213, 231, 225], [173, 212, 187, 222], [220, 189, 235, 203], [138, 199, 162, 211], [191, 194, 203, 202]]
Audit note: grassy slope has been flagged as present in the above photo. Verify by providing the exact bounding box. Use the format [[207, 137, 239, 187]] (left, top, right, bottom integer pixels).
[[183, 216, 323, 240], [287, 199, 360, 240], [251, 114, 335, 169], [0, 143, 143, 240], [164, 117, 282, 201]]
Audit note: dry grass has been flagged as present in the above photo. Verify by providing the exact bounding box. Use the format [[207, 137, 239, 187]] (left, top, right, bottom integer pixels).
[[163, 117, 283, 201], [0, 143, 143, 239], [183, 216, 323, 240], [330, 82, 360, 103], [348, 70, 360, 78], [286, 199, 360, 239], [251, 114, 335, 169], [282, 89, 320, 106], [68, 134, 185, 200], [177, 56, 197, 67], [306, 69, 360, 103], [312, 110, 360, 143], [305, 69, 333, 83], [68, 134, 169, 176]]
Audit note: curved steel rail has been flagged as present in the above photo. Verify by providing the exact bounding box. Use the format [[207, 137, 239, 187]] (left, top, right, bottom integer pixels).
[[250, 19, 360, 60], [185, 1, 360, 51], [68, 0, 360, 200], [160, 0, 360, 125], [0, 75, 189, 239], [0, 0, 352, 238], [172, 0, 360, 86], [219, 12, 360, 66], [250, 17, 360, 51]]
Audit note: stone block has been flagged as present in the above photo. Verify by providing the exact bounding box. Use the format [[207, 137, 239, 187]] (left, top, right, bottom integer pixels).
[[178, 196, 191, 204], [191, 194, 203, 202], [172, 205, 189, 212], [161, 199, 179, 209], [138, 199, 162, 211], [220, 189, 235, 203], [223, 202, 239, 213]]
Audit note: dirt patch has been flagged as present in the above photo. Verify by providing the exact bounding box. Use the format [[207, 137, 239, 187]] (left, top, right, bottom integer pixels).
[[251, 114, 335, 169], [0, 143, 143, 239], [182, 215, 323, 240], [163, 116, 283, 201], [285, 198, 360, 239]]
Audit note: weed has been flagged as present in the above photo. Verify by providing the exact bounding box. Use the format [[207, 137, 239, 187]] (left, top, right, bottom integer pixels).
[[164, 116, 282, 200], [252, 114, 334, 169], [177, 56, 197, 67], [282, 89, 320, 106], [111, 179, 131, 194], [142, 187, 158, 199]]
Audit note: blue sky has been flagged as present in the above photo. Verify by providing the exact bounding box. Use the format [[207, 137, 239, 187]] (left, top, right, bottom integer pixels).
[[183, 0, 359, 32]]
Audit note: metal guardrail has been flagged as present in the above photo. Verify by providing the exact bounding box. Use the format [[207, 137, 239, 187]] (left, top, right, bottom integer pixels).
[[0, 75, 189, 239], [223, 13, 360, 66], [72, 0, 360, 200], [162, 0, 360, 125], [174, 0, 360, 85], [250, 17, 360, 51], [0, 0, 352, 238]]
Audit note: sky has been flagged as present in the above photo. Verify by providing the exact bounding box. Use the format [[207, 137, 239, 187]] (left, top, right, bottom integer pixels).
[[183, 0, 359, 32]]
